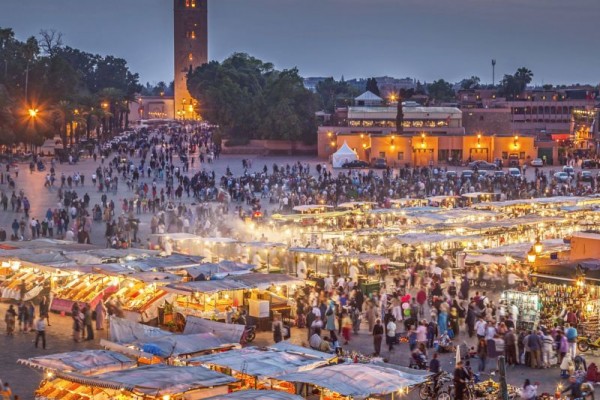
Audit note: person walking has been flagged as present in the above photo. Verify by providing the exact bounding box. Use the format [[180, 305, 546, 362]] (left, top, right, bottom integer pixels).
[[0, 382, 12, 400], [477, 337, 488, 372], [95, 300, 107, 330], [341, 311, 352, 345], [4, 305, 16, 336], [272, 316, 283, 343], [83, 306, 94, 341], [565, 323, 578, 358], [34, 316, 46, 349], [386, 317, 397, 352], [527, 330, 543, 369], [373, 318, 384, 356]]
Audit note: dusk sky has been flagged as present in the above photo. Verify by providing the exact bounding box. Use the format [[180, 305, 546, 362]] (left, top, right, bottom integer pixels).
[[1, 0, 599, 86]]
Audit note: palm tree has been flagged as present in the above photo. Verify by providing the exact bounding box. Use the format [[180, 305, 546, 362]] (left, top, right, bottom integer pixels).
[[0, 84, 15, 146], [50, 100, 73, 147], [97, 87, 125, 135], [515, 67, 533, 91]]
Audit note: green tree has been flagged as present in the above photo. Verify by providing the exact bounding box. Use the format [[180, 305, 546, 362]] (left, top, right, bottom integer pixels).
[[0, 84, 15, 145], [515, 67, 533, 88], [499, 67, 534, 99], [315, 77, 360, 113], [187, 53, 318, 144], [460, 76, 480, 90], [365, 78, 381, 97], [427, 79, 455, 102]]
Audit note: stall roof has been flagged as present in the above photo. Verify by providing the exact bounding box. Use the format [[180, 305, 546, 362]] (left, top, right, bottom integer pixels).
[[337, 201, 377, 209], [472, 196, 583, 209], [18, 350, 134, 375], [90, 263, 135, 276], [458, 216, 565, 231], [132, 332, 237, 358], [125, 254, 205, 271], [292, 204, 333, 213], [288, 247, 332, 255], [109, 316, 170, 345], [206, 390, 304, 400], [125, 271, 183, 284], [183, 316, 245, 343], [59, 365, 236, 395], [276, 363, 430, 399], [395, 233, 449, 245], [150, 232, 202, 241], [188, 343, 333, 379], [272, 210, 351, 221], [474, 238, 569, 259], [243, 241, 287, 249], [231, 273, 304, 290], [461, 192, 496, 198], [164, 279, 250, 294], [358, 253, 390, 265], [184, 263, 253, 279], [108, 316, 240, 357]]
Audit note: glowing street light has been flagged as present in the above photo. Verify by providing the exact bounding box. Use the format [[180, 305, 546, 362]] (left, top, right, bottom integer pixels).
[[28, 108, 38, 118], [533, 238, 543, 255], [526, 247, 537, 264]]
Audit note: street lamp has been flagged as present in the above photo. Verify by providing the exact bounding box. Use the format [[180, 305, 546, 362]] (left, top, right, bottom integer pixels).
[[533, 238, 543, 255], [526, 247, 536, 264], [28, 108, 38, 118]]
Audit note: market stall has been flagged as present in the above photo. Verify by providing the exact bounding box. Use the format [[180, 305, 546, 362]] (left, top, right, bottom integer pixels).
[[106, 272, 179, 322], [500, 290, 540, 331], [187, 343, 334, 392], [206, 390, 303, 400], [18, 350, 135, 376], [182, 261, 254, 281], [35, 364, 237, 400], [275, 363, 430, 399], [103, 317, 239, 363], [149, 233, 237, 260], [288, 247, 332, 277], [164, 279, 250, 322], [242, 241, 287, 273], [50, 266, 123, 313]]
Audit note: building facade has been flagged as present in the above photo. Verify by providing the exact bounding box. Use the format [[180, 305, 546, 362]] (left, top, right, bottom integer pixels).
[[174, 0, 208, 120], [318, 98, 539, 167]]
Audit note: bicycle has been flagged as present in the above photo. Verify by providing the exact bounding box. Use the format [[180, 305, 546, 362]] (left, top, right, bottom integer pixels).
[[436, 378, 476, 400], [418, 371, 451, 400]]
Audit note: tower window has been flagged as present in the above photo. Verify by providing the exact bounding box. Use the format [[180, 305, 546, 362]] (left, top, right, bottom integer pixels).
[[186, 30, 196, 39], [185, 0, 196, 7], [188, 53, 193, 61]]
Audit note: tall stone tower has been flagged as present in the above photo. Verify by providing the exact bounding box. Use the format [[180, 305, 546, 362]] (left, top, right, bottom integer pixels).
[[174, 0, 208, 119]]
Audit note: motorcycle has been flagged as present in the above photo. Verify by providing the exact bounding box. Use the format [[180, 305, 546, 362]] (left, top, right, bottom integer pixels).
[[241, 325, 256, 344], [577, 336, 600, 353], [232, 310, 256, 344]]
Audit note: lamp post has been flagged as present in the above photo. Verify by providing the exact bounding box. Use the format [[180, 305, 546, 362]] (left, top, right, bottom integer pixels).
[[533, 238, 543, 255], [526, 247, 537, 264]]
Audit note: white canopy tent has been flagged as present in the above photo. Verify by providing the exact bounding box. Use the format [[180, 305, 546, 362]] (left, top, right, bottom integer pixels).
[[331, 141, 358, 168], [276, 363, 430, 399]]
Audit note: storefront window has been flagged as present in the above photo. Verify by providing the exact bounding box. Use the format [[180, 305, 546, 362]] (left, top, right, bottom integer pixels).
[[397, 152, 404, 160], [438, 149, 449, 161]]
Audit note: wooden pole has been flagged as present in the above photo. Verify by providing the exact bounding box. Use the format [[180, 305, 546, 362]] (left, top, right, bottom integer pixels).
[[498, 355, 509, 400]]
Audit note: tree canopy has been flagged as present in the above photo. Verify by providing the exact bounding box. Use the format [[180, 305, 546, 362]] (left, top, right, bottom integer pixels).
[[315, 77, 361, 113], [427, 79, 455, 102], [0, 27, 142, 148], [365, 78, 381, 97], [187, 53, 318, 144], [499, 67, 534, 98]]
